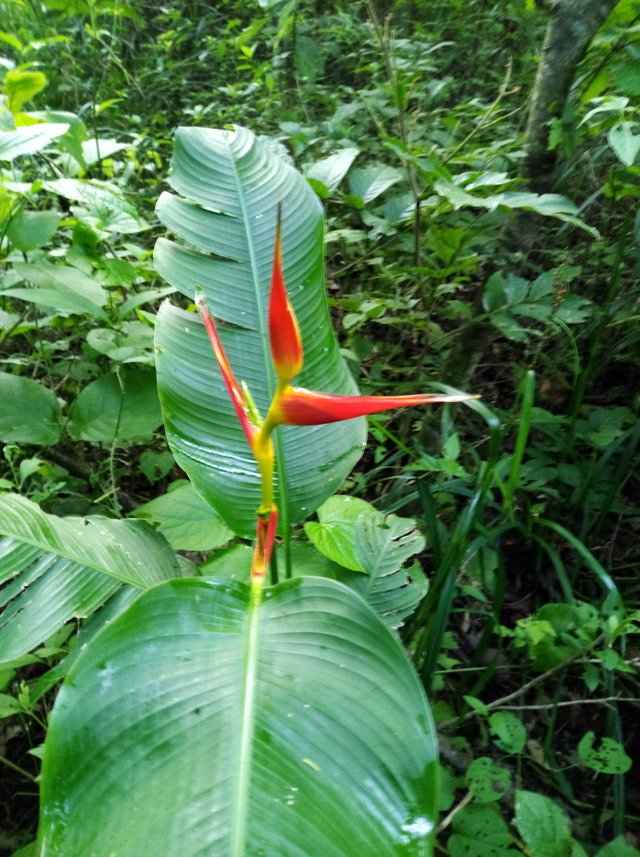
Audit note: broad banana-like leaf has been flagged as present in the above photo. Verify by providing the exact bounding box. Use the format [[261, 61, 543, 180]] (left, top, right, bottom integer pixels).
[[0, 536, 120, 665], [0, 493, 181, 587], [154, 126, 366, 537], [39, 576, 438, 856]]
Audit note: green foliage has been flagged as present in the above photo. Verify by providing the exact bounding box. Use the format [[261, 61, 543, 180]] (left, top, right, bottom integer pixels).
[[303, 494, 428, 629], [512, 602, 601, 670], [67, 367, 162, 443], [447, 803, 520, 856], [304, 495, 373, 571], [28, 122, 442, 854], [0, 493, 180, 588], [0, 0, 638, 853], [487, 712, 527, 755], [0, 375, 61, 445], [466, 757, 511, 804], [578, 732, 633, 775], [514, 791, 573, 857], [132, 482, 233, 552]]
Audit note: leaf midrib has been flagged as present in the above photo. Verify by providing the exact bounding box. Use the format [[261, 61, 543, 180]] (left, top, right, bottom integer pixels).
[[229, 582, 263, 857], [226, 130, 291, 536]]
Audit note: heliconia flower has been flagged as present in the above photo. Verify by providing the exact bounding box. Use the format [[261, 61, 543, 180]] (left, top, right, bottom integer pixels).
[[196, 206, 477, 583], [195, 287, 259, 450], [268, 203, 303, 384], [269, 385, 478, 427]]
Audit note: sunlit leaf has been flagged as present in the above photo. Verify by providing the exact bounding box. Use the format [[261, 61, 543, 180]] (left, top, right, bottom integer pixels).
[[304, 495, 373, 571], [0, 123, 69, 161], [608, 121, 640, 166], [3, 69, 46, 114]]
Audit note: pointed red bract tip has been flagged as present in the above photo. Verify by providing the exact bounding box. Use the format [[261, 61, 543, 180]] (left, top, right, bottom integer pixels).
[[195, 291, 259, 450], [273, 386, 478, 426], [268, 203, 303, 384]]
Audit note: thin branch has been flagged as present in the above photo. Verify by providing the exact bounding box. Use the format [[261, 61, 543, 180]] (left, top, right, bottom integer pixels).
[[439, 634, 614, 730], [437, 790, 474, 834], [0, 753, 37, 783], [494, 697, 638, 712]]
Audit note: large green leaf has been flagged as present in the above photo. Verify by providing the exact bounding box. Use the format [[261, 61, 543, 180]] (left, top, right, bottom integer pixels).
[[433, 180, 598, 236], [8, 260, 108, 318], [0, 493, 181, 587], [6, 209, 60, 251], [0, 373, 62, 445], [67, 366, 163, 442], [132, 481, 234, 551], [0, 536, 120, 665], [41, 177, 148, 236], [39, 576, 438, 856], [154, 126, 366, 537]]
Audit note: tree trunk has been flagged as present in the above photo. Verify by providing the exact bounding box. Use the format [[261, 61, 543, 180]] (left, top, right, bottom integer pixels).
[[522, 0, 620, 192]]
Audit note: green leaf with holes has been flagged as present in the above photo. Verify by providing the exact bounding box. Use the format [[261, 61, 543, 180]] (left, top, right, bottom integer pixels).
[[488, 711, 527, 754], [577, 731, 632, 774], [466, 757, 511, 803]]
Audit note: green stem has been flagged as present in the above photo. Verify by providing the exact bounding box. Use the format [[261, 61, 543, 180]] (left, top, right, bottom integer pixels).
[[0, 753, 37, 783]]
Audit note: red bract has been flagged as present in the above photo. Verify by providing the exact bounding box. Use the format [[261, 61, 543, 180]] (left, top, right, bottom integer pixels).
[[195, 289, 259, 450], [268, 203, 303, 384], [271, 386, 477, 426]]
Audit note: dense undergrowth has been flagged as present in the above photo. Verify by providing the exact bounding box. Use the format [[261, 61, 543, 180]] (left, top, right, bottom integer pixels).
[[0, 0, 638, 854]]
